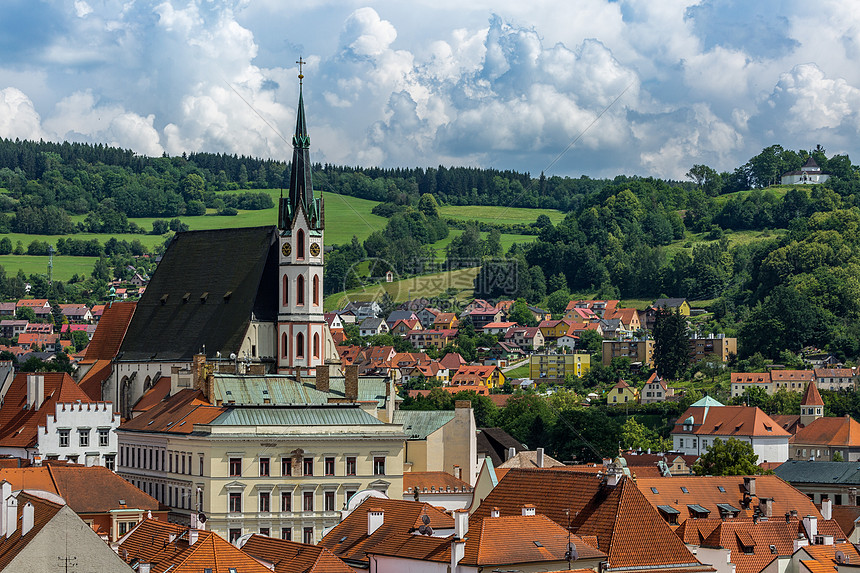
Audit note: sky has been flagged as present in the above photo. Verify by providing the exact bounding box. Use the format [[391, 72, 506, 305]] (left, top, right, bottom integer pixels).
[[2, 1, 860, 180]]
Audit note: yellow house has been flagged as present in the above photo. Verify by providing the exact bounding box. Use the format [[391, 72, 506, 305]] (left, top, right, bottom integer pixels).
[[450, 365, 506, 389], [529, 353, 591, 383], [607, 379, 639, 404], [538, 319, 574, 341]]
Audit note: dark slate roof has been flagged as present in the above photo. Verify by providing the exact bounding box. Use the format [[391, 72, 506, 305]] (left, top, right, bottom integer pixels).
[[774, 460, 860, 485], [118, 226, 278, 362], [477, 427, 528, 466], [652, 298, 687, 308]]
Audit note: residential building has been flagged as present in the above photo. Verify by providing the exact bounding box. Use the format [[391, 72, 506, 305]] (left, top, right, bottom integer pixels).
[[481, 321, 516, 336], [607, 378, 639, 404], [0, 372, 119, 467], [16, 332, 59, 352], [359, 317, 389, 337], [814, 368, 856, 391], [59, 304, 92, 323], [450, 364, 504, 389], [0, 302, 15, 316], [671, 400, 790, 463], [564, 299, 619, 318], [240, 533, 354, 572], [537, 318, 574, 340], [772, 370, 816, 393], [433, 312, 459, 330], [504, 326, 544, 350], [116, 518, 270, 573], [528, 305, 551, 322], [0, 488, 131, 573], [775, 461, 860, 505], [602, 338, 655, 367], [636, 474, 821, 526], [404, 471, 474, 510], [465, 307, 503, 328], [414, 307, 440, 329], [24, 322, 53, 334], [791, 415, 860, 461], [731, 372, 774, 396], [641, 372, 673, 404], [529, 352, 590, 382], [388, 319, 421, 336], [605, 307, 643, 331], [341, 301, 382, 323], [472, 467, 714, 573], [0, 464, 165, 541], [407, 329, 456, 350], [15, 298, 51, 318], [0, 320, 27, 339], [781, 156, 830, 185], [690, 334, 737, 362], [644, 298, 690, 329]]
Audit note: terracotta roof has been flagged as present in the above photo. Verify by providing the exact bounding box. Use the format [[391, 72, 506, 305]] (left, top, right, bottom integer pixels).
[[0, 372, 95, 448], [801, 542, 860, 567], [132, 376, 172, 413], [801, 381, 825, 406], [635, 475, 820, 525], [404, 471, 473, 494], [47, 465, 162, 513], [672, 405, 790, 438], [771, 370, 815, 382], [77, 358, 113, 400], [770, 414, 802, 434], [674, 518, 722, 545], [118, 519, 270, 573], [451, 365, 497, 385], [792, 415, 860, 447], [81, 301, 136, 362], [118, 389, 223, 435], [16, 299, 49, 308], [241, 534, 354, 573], [0, 491, 64, 571], [699, 519, 797, 573], [497, 450, 565, 468], [319, 498, 453, 566], [814, 368, 855, 379], [473, 469, 708, 571], [612, 379, 632, 390], [439, 353, 466, 370], [800, 560, 836, 573], [830, 506, 860, 538], [17, 332, 58, 347]]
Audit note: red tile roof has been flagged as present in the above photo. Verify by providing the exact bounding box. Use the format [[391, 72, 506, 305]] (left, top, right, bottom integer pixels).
[[404, 471, 473, 495], [792, 415, 860, 447], [771, 370, 815, 382], [0, 372, 95, 448], [830, 506, 860, 539], [801, 380, 825, 406], [699, 519, 797, 573], [16, 299, 49, 308], [81, 301, 136, 362], [241, 534, 354, 573], [451, 365, 497, 385], [119, 389, 223, 435], [672, 405, 790, 437], [77, 359, 112, 401], [132, 376, 172, 413]]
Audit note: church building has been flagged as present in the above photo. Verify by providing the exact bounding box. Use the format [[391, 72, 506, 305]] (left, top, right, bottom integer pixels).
[[105, 73, 338, 417]]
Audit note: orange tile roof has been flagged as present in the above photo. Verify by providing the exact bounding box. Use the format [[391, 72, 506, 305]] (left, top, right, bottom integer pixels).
[[241, 534, 355, 573], [16, 299, 49, 308], [801, 542, 860, 565], [800, 559, 836, 573], [814, 368, 855, 379], [473, 469, 708, 571], [81, 301, 136, 362], [77, 358, 113, 400], [404, 471, 473, 495], [801, 380, 825, 406], [0, 491, 64, 571], [635, 475, 820, 525], [791, 415, 860, 447], [672, 405, 790, 437], [0, 468, 61, 495], [830, 506, 860, 538], [771, 370, 815, 382], [700, 519, 797, 573], [119, 389, 223, 434], [319, 498, 453, 566], [0, 372, 95, 448], [17, 332, 59, 346], [132, 376, 172, 413], [451, 365, 497, 385], [118, 519, 270, 573], [47, 465, 162, 513]]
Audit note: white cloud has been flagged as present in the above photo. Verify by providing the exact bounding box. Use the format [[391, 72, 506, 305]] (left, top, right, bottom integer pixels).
[[74, 0, 93, 18], [767, 63, 860, 133], [0, 88, 46, 142]]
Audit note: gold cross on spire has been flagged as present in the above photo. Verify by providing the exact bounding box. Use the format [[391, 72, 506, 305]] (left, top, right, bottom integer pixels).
[[297, 57, 306, 85]]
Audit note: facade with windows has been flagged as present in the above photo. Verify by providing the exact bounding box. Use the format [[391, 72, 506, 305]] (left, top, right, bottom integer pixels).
[[38, 399, 121, 467], [117, 398, 406, 543]]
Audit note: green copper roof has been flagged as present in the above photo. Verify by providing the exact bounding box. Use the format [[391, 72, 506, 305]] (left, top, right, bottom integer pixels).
[[211, 373, 396, 408], [690, 396, 724, 408], [392, 410, 456, 439], [210, 405, 385, 427]]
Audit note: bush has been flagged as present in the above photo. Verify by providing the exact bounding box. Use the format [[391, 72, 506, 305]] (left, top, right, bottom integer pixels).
[[185, 200, 206, 216]]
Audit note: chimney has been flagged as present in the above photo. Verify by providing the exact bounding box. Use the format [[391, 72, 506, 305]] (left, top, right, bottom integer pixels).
[[803, 515, 818, 539], [822, 535, 834, 546], [785, 512, 791, 523], [536, 448, 545, 468], [188, 528, 198, 546], [451, 537, 466, 573], [851, 488, 858, 507], [345, 365, 359, 401], [453, 465, 462, 481], [192, 354, 206, 385], [454, 509, 469, 539], [522, 504, 536, 517], [822, 498, 832, 520], [6, 496, 17, 538], [791, 510, 798, 519], [744, 476, 756, 497], [139, 563, 151, 573], [794, 537, 809, 552], [507, 447, 516, 460], [0, 481, 10, 537], [316, 365, 330, 393], [21, 502, 33, 537], [368, 508, 384, 535], [759, 497, 773, 518], [26, 375, 44, 410]]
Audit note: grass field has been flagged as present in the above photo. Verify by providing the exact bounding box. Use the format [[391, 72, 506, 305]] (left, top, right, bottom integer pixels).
[[439, 205, 566, 226], [428, 230, 538, 260], [661, 228, 785, 259], [0, 255, 98, 281], [324, 267, 480, 312]]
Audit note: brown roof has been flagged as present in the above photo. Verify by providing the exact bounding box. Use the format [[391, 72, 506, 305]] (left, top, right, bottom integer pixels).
[[792, 416, 860, 447], [802, 380, 825, 406], [0, 372, 96, 448], [241, 534, 354, 573], [77, 359, 113, 400], [771, 370, 815, 382], [319, 498, 453, 566], [119, 389, 223, 434], [770, 414, 802, 434], [118, 519, 270, 573], [830, 506, 860, 538], [0, 491, 64, 571], [472, 469, 709, 571], [814, 368, 855, 378], [635, 475, 820, 525], [497, 450, 565, 468], [404, 471, 473, 494], [47, 465, 162, 513], [81, 301, 136, 362], [672, 405, 790, 438], [132, 376, 172, 413]]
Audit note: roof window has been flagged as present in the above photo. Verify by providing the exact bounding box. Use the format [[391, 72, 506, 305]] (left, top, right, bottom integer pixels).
[[718, 486, 726, 492], [681, 487, 689, 493]]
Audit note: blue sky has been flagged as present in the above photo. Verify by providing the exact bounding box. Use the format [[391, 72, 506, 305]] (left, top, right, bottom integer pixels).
[[1, 0, 859, 179]]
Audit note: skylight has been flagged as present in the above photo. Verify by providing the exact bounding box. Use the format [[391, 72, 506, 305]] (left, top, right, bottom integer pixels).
[[681, 487, 689, 493], [718, 486, 726, 492], [651, 487, 659, 494]]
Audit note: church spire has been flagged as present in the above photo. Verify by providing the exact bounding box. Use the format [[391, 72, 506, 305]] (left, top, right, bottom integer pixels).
[[280, 57, 320, 230]]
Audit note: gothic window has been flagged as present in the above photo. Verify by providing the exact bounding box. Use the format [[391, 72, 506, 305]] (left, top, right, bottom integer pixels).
[[313, 333, 320, 359], [297, 229, 305, 259], [297, 275, 305, 306], [296, 332, 305, 359], [282, 333, 289, 358], [313, 275, 319, 306], [283, 274, 288, 306]]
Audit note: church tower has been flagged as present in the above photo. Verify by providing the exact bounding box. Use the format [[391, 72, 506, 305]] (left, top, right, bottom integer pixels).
[[800, 380, 824, 427], [277, 61, 327, 375]]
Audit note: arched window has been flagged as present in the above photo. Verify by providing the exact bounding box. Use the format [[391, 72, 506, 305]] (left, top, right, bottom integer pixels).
[[313, 275, 319, 306], [297, 229, 305, 259], [282, 333, 288, 358], [296, 332, 305, 358], [313, 333, 320, 359], [283, 274, 288, 306], [297, 275, 305, 305]]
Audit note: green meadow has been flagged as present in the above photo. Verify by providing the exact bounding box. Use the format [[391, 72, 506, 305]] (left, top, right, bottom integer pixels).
[[439, 205, 565, 226]]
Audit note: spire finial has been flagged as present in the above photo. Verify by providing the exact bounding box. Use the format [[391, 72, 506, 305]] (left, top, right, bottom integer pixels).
[[296, 57, 306, 86]]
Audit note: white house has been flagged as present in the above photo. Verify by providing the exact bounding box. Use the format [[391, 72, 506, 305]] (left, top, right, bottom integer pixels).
[[671, 397, 790, 464], [781, 156, 830, 185]]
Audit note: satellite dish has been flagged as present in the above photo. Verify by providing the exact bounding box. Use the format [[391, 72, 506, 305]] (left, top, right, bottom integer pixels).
[[422, 514, 431, 525], [425, 526, 434, 536], [230, 353, 237, 360], [198, 513, 207, 523], [837, 551, 848, 564], [418, 525, 428, 535], [566, 542, 578, 561]]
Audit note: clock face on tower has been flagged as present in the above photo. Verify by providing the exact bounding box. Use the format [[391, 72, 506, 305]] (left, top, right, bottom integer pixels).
[[309, 242, 320, 257], [282, 242, 292, 257]]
